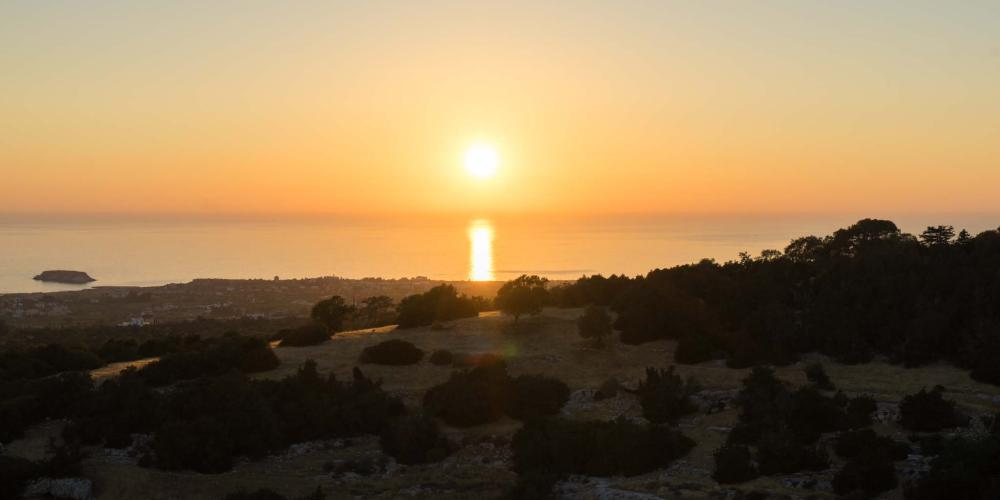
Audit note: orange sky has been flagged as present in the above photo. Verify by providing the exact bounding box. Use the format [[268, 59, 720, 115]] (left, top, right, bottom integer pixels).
[[1, 2, 998, 216]]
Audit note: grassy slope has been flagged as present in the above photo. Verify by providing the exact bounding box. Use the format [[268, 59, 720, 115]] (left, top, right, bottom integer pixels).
[[14, 308, 1000, 499]]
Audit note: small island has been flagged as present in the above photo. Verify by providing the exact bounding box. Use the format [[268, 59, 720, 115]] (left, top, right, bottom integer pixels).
[[33, 270, 96, 284]]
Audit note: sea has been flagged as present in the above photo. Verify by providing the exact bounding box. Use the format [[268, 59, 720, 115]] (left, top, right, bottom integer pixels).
[[1, 213, 997, 294]]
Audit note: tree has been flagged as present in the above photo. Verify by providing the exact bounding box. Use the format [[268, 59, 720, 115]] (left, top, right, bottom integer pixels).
[[359, 296, 394, 326], [310, 296, 355, 332], [920, 225, 955, 246], [495, 275, 549, 322], [577, 305, 612, 347]]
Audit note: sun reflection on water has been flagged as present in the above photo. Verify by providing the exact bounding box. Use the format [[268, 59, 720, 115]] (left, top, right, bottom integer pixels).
[[468, 219, 494, 281]]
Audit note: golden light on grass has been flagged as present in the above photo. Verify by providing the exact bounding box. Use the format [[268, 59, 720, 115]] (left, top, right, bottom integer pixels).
[[468, 219, 495, 281], [464, 143, 499, 179]]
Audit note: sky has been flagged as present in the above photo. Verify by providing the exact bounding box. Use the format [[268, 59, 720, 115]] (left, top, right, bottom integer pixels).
[[1, 1, 998, 217]]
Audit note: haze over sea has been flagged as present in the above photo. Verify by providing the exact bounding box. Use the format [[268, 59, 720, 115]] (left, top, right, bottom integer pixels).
[[2, 213, 997, 294]]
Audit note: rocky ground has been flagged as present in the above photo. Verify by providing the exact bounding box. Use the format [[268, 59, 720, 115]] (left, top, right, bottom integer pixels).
[[7, 308, 1000, 499]]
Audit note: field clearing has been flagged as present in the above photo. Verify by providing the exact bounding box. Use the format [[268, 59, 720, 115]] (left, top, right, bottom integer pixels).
[[15, 308, 1000, 499]]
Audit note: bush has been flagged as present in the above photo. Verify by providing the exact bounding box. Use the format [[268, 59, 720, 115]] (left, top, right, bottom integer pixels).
[[804, 362, 835, 390], [508, 375, 570, 421], [359, 340, 424, 365], [396, 285, 481, 329], [905, 435, 1000, 500], [98, 338, 139, 363], [577, 305, 612, 347], [496, 275, 549, 322], [503, 472, 559, 500], [835, 429, 910, 460], [512, 417, 694, 477], [675, 333, 715, 364], [844, 394, 877, 429], [0, 455, 39, 500], [428, 350, 454, 366], [423, 364, 512, 427], [138, 335, 279, 387], [899, 386, 961, 432], [636, 367, 700, 424], [380, 416, 450, 464], [756, 428, 829, 475], [832, 449, 898, 496], [713, 444, 759, 484], [277, 323, 331, 347]]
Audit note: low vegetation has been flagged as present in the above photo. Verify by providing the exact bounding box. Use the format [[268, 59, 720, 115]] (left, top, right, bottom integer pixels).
[[359, 339, 425, 365], [423, 361, 568, 427], [577, 305, 612, 347], [635, 366, 700, 424], [379, 415, 451, 464], [511, 417, 694, 497], [276, 323, 331, 347], [898, 385, 963, 432], [396, 285, 485, 328]]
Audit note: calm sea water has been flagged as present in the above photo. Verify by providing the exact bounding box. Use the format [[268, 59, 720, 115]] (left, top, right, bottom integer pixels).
[[1, 214, 997, 294]]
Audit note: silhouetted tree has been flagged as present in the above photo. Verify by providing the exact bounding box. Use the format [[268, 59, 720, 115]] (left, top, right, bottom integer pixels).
[[359, 295, 394, 325], [920, 225, 955, 246], [310, 296, 355, 332], [577, 305, 612, 347], [496, 275, 549, 322]]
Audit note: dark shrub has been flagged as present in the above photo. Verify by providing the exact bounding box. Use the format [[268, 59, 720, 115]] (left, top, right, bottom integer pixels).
[[380, 415, 450, 464], [98, 338, 139, 363], [396, 285, 480, 329], [804, 362, 835, 390], [835, 429, 910, 460], [832, 449, 898, 497], [223, 490, 286, 500], [512, 417, 694, 477], [577, 305, 612, 347], [636, 367, 700, 424], [360, 339, 425, 365], [675, 333, 715, 364], [786, 385, 848, 443], [503, 472, 559, 500], [423, 363, 512, 427], [899, 386, 960, 432], [713, 444, 759, 484], [0, 455, 39, 500], [905, 435, 1000, 500], [138, 335, 279, 386], [845, 394, 877, 429], [429, 349, 454, 366], [496, 275, 549, 322], [277, 323, 330, 347], [508, 375, 570, 421], [756, 428, 829, 475]]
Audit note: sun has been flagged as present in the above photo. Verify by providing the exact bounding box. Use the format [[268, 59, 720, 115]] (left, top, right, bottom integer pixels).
[[464, 143, 499, 179]]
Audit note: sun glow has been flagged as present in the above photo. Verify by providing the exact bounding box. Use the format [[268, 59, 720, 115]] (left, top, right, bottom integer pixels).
[[464, 143, 499, 179], [468, 219, 495, 281]]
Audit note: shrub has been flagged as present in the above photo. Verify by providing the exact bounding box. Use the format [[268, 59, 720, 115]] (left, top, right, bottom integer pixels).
[[577, 305, 612, 347], [675, 333, 715, 364], [428, 349, 454, 366], [138, 335, 279, 386], [423, 364, 512, 427], [98, 338, 139, 363], [278, 323, 331, 347], [636, 367, 700, 424], [804, 362, 835, 390], [512, 417, 695, 477], [396, 285, 480, 329], [310, 295, 355, 332], [899, 386, 960, 432], [496, 275, 549, 322], [503, 472, 560, 500], [844, 394, 877, 429], [508, 375, 570, 421], [832, 449, 898, 497], [713, 444, 759, 484], [359, 340, 424, 365], [0, 455, 39, 500], [756, 428, 829, 475], [380, 415, 450, 464], [835, 429, 910, 460], [905, 435, 1000, 500]]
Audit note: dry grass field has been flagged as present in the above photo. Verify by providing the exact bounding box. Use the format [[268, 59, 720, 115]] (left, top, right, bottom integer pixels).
[[11, 308, 1000, 499]]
